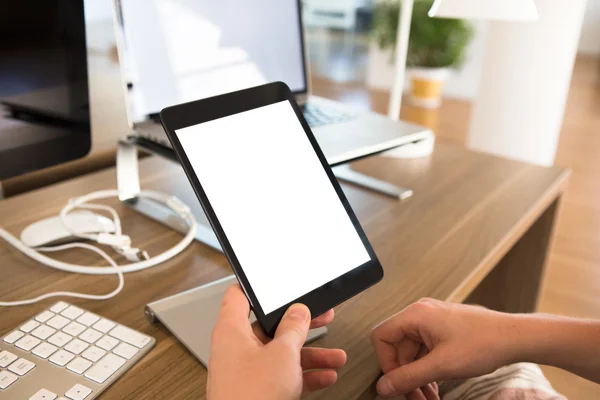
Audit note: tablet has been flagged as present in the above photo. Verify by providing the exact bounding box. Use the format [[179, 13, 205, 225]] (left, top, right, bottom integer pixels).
[[160, 82, 383, 336]]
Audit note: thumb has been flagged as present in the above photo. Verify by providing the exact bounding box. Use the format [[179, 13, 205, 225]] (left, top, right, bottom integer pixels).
[[274, 303, 311, 349], [376, 354, 444, 398]]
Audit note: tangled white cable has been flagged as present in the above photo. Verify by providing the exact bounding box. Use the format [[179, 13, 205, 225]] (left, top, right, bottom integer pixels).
[[0, 189, 198, 306]]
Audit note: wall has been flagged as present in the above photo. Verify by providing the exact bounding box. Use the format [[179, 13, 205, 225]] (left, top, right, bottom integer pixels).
[[442, 20, 487, 100], [367, 0, 599, 100], [468, 0, 588, 166], [579, 0, 600, 55]]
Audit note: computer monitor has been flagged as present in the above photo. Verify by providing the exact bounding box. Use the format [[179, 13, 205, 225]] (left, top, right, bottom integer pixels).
[[116, 0, 307, 123], [0, 0, 92, 181]]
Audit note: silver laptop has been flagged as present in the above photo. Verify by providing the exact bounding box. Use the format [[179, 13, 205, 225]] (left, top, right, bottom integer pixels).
[[113, 0, 431, 165]]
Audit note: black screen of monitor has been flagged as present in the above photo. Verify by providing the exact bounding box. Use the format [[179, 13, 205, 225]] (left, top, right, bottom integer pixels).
[[0, 0, 91, 181]]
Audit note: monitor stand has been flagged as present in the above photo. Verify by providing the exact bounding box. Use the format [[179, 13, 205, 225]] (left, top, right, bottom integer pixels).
[[116, 136, 413, 252], [333, 164, 413, 200], [117, 137, 222, 251], [145, 275, 328, 368]]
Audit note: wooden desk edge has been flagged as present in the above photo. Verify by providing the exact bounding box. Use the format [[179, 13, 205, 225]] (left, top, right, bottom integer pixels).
[[446, 168, 571, 304]]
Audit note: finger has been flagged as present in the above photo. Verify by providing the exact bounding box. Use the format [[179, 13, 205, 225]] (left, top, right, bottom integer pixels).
[[371, 309, 422, 373], [213, 284, 251, 338], [371, 333, 402, 373], [300, 347, 347, 370], [302, 370, 338, 395], [251, 320, 270, 344], [376, 353, 445, 398], [252, 310, 335, 345], [274, 303, 311, 349], [217, 284, 250, 322], [310, 309, 334, 329], [373, 337, 422, 374], [397, 340, 421, 366], [406, 389, 427, 400], [422, 383, 440, 400], [372, 307, 421, 345], [432, 382, 438, 392]]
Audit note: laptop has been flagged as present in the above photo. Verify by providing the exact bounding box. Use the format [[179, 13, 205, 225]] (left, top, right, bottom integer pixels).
[[113, 0, 431, 165]]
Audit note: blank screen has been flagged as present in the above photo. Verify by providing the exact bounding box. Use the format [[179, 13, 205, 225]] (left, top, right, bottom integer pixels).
[[175, 101, 371, 314]]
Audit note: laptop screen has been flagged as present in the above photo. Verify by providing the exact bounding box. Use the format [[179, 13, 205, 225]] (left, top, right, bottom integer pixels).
[[117, 0, 307, 123]]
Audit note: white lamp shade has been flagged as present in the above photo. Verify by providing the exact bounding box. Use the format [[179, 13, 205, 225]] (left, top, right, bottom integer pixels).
[[428, 0, 538, 21]]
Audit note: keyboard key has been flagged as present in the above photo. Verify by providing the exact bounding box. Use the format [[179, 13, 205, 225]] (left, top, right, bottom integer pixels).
[[32, 342, 58, 359], [61, 306, 84, 320], [67, 357, 92, 375], [2, 306, 150, 398], [92, 318, 115, 334], [29, 388, 57, 400], [84, 353, 126, 384], [50, 301, 69, 313], [31, 325, 56, 340], [47, 315, 70, 330], [76, 312, 100, 327], [48, 331, 73, 348], [113, 342, 138, 360], [96, 335, 119, 351], [63, 322, 86, 337], [15, 335, 41, 351], [65, 383, 92, 400], [79, 328, 102, 344], [49, 349, 75, 367], [0, 370, 18, 389], [8, 357, 35, 375], [81, 346, 106, 362], [0, 350, 18, 368], [35, 311, 55, 323], [4, 330, 25, 344], [21, 319, 41, 333], [109, 325, 151, 348], [65, 339, 89, 355]]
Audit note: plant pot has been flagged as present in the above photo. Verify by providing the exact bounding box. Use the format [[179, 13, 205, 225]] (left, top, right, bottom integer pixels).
[[408, 67, 452, 109]]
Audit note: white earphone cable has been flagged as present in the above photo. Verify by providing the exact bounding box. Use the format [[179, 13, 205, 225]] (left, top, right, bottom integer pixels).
[[0, 189, 198, 306], [0, 242, 125, 307], [0, 222, 197, 275]]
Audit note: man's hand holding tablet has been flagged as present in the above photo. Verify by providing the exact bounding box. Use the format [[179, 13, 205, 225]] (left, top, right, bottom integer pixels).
[[208, 285, 346, 399], [160, 81, 383, 336]]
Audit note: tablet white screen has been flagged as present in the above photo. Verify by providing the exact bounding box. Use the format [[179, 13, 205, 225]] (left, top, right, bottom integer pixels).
[[175, 101, 371, 314]]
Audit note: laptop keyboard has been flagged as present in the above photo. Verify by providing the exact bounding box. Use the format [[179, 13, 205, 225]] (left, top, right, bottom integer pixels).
[[134, 102, 358, 149], [302, 103, 355, 128]]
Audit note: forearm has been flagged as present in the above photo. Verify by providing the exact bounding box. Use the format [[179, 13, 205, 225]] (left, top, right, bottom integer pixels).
[[506, 313, 600, 383]]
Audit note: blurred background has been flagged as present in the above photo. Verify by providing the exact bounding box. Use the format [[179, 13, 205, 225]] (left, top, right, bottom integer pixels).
[[1, 1, 599, 396]]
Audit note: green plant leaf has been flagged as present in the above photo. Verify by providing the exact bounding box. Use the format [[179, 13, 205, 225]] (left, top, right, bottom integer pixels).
[[372, 0, 474, 69]]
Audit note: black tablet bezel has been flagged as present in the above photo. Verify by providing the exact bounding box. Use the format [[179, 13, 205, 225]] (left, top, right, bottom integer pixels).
[[160, 82, 383, 337]]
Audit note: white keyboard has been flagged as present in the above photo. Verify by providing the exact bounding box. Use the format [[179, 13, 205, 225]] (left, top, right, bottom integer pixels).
[[0, 302, 155, 399]]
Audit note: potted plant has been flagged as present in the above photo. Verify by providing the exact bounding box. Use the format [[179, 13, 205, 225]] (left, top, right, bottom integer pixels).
[[372, 0, 474, 108]]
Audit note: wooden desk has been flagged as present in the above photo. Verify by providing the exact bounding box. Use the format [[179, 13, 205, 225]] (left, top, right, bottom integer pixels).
[[0, 142, 569, 399]]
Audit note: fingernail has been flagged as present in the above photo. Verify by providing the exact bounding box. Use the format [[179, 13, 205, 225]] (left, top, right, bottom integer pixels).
[[377, 376, 395, 397], [287, 304, 309, 322]]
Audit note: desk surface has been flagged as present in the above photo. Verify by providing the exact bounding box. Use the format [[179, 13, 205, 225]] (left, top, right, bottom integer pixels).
[[0, 142, 569, 399]]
